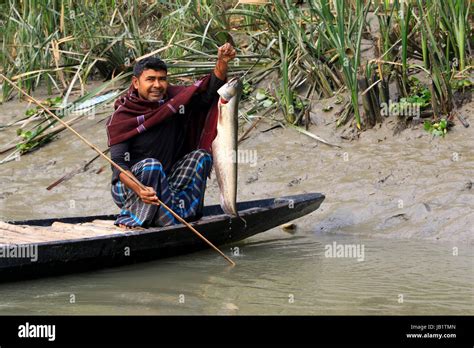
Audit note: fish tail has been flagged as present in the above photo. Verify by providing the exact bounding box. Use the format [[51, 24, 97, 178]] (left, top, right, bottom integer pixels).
[[220, 193, 238, 216]]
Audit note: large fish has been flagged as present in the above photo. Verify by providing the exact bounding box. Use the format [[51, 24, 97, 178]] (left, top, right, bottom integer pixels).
[[212, 77, 242, 216]]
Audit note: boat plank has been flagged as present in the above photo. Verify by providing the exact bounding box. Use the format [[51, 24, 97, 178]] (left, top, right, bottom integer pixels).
[[0, 229, 56, 244], [50, 222, 123, 238], [0, 220, 124, 244], [0, 221, 46, 235], [91, 219, 116, 226], [80, 222, 124, 231], [0, 222, 61, 242]]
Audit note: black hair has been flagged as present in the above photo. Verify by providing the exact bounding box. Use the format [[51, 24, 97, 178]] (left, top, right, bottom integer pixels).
[[133, 57, 167, 77]]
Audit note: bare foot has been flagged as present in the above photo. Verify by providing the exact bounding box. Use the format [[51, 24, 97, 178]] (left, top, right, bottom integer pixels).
[[118, 224, 134, 230]]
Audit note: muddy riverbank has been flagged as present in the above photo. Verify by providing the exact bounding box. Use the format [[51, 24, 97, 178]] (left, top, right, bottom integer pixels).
[[4, 95, 471, 242]]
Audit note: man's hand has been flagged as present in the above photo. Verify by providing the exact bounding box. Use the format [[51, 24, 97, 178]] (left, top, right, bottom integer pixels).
[[217, 43, 236, 63], [119, 170, 160, 205], [138, 186, 159, 205], [215, 43, 236, 80]]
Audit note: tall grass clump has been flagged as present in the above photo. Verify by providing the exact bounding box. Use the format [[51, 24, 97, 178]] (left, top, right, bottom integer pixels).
[[309, 0, 370, 129]]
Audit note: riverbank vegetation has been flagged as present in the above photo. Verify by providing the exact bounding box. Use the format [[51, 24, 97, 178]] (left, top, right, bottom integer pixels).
[[0, 0, 472, 161]]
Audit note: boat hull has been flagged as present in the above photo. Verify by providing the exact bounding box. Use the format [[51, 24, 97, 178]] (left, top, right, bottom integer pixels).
[[0, 193, 324, 282]]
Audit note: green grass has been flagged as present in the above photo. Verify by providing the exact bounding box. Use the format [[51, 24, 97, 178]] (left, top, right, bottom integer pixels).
[[1, 0, 472, 132], [309, 0, 370, 129]]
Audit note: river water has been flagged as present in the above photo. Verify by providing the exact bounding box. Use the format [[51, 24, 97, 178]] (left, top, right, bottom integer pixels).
[[0, 94, 472, 315]]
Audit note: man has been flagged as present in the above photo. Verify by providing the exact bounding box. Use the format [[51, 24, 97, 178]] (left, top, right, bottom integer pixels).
[[106, 43, 236, 229]]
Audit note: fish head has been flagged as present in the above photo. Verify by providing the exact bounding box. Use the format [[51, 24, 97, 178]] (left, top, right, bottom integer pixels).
[[217, 77, 243, 102]]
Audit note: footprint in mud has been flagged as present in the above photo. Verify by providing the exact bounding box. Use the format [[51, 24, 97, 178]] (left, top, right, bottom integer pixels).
[[377, 213, 409, 230], [246, 173, 259, 184], [288, 174, 308, 187], [288, 178, 301, 186], [313, 209, 358, 233], [35, 159, 57, 170], [0, 192, 13, 199], [0, 189, 18, 199]]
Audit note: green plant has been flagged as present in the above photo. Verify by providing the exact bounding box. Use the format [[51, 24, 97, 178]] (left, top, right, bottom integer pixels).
[[374, 0, 397, 60], [242, 81, 254, 98], [415, 0, 454, 116], [309, 0, 370, 129], [404, 77, 431, 108], [423, 118, 449, 137], [228, 1, 344, 105], [395, 0, 414, 96], [438, 0, 470, 72], [254, 88, 275, 108], [450, 78, 473, 91], [276, 30, 295, 124]]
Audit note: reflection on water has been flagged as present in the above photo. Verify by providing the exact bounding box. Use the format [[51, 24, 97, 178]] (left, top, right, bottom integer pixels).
[[0, 230, 471, 315]]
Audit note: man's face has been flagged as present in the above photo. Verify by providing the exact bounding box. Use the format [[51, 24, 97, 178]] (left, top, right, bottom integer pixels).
[[132, 69, 168, 102]]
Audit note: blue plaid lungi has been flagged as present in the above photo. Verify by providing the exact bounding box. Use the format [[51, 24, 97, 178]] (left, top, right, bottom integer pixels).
[[111, 149, 213, 227]]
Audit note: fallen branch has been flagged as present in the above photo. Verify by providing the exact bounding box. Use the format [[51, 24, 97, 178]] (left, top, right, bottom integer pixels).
[[287, 123, 342, 148], [453, 111, 470, 128], [46, 148, 110, 190]]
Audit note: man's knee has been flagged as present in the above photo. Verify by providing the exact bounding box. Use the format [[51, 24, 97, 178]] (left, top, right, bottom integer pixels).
[[195, 150, 213, 178], [141, 157, 161, 165], [194, 149, 213, 164], [134, 158, 164, 178]]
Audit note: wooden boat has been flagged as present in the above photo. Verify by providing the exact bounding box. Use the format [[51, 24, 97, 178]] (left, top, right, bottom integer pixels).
[[0, 193, 324, 282]]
